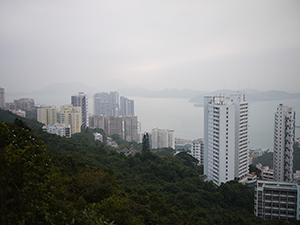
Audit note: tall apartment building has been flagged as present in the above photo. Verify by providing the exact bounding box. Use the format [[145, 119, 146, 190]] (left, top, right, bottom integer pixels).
[[37, 105, 57, 125], [94, 92, 110, 116], [110, 91, 120, 116], [273, 104, 295, 182], [60, 105, 82, 134], [124, 116, 138, 142], [71, 92, 89, 127], [14, 98, 35, 111], [0, 87, 5, 109], [151, 128, 175, 149], [255, 180, 300, 221], [120, 96, 134, 116], [204, 93, 249, 186], [191, 139, 204, 165], [94, 92, 120, 117], [108, 116, 123, 137]]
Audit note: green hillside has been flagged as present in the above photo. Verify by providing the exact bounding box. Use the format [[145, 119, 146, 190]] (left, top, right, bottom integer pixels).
[[252, 145, 300, 172], [1, 109, 299, 224]]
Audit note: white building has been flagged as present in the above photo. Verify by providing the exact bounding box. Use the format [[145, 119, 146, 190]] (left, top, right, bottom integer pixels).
[[42, 123, 71, 138], [60, 104, 82, 135], [273, 104, 295, 182], [37, 105, 57, 125], [204, 93, 249, 186], [190, 139, 204, 165], [71, 92, 89, 127], [151, 128, 175, 149], [93, 132, 103, 142]]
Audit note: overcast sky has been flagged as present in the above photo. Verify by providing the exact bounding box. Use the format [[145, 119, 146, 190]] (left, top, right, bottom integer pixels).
[[1, 0, 300, 93]]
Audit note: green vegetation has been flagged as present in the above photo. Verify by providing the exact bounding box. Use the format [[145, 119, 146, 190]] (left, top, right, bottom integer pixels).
[[252, 152, 273, 168], [1, 109, 299, 224]]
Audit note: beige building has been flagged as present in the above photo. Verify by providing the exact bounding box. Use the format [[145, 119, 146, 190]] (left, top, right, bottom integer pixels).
[[37, 105, 57, 125], [60, 105, 82, 134]]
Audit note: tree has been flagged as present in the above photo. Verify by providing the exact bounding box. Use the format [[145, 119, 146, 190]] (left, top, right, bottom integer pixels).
[[0, 120, 54, 224], [142, 133, 149, 152]]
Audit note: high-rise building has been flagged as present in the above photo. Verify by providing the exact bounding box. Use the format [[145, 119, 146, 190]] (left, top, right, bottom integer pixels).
[[204, 93, 249, 186], [60, 105, 82, 134], [94, 92, 110, 116], [14, 98, 35, 111], [151, 128, 175, 149], [0, 87, 5, 109], [37, 105, 57, 125], [191, 139, 204, 165], [120, 96, 134, 116], [273, 104, 295, 182], [255, 180, 300, 221], [71, 92, 89, 127], [108, 116, 123, 137], [124, 116, 138, 142], [110, 91, 120, 116]]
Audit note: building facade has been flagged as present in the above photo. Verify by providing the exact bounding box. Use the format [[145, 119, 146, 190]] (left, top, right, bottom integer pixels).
[[124, 116, 138, 142], [60, 105, 82, 134], [0, 87, 5, 109], [273, 104, 295, 182], [37, 105, 57, 125], [191, 139, 204, 165], [71, 92, 89, 127], [204, 93, 249, 186], [151, 128, 175, 149], [255, 180, 300, 221], [42, 123, 71, 138], [13, 98, 35, 111], [94, 92, 110, 116], [120, 96, 134, 116]]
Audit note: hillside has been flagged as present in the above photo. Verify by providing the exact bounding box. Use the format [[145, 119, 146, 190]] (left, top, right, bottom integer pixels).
[[1, 109, 299, 224], [252, 144, 300, 172]]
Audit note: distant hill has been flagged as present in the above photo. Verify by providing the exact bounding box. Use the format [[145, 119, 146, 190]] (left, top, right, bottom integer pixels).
[[5, 82, 300, 106]]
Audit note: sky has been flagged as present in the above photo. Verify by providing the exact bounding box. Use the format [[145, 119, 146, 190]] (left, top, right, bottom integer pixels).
[[1, 0, 300, 93]]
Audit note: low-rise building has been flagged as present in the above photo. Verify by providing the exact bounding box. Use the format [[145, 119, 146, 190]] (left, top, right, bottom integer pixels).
[[93, 132, 103, 142], [256, 163, 273, 181], [42, 123, 71, 138], [254, 180, 300, 221]]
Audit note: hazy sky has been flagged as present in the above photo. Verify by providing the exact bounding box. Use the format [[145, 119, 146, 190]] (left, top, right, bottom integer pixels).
[[1, 0, 300, 93]]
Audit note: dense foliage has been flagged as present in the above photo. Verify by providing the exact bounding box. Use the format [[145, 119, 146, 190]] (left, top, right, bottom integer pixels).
[[1, 109, 300, 224]]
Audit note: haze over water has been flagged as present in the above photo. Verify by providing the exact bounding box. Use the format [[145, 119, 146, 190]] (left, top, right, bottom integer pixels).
[[132, 97, 300, 151]]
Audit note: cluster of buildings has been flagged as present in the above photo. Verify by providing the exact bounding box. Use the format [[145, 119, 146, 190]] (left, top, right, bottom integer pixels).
[[188, 93, 299, 221], [37, 91, 139, 141], [0, 88, 34, 117], [254, 104, 299, 221]]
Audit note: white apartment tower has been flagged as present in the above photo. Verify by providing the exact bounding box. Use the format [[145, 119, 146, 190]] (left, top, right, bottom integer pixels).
[[71, 92, 89, 127], [191, 139, 204, 165], [204, 93, 249, 186], [273, 104, 295, 182], [60, 105, 82, 134]]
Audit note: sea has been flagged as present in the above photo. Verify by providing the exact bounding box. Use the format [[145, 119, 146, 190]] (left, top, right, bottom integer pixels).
[[131, 97, 300, 151], [5, 93, 300, 151]]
